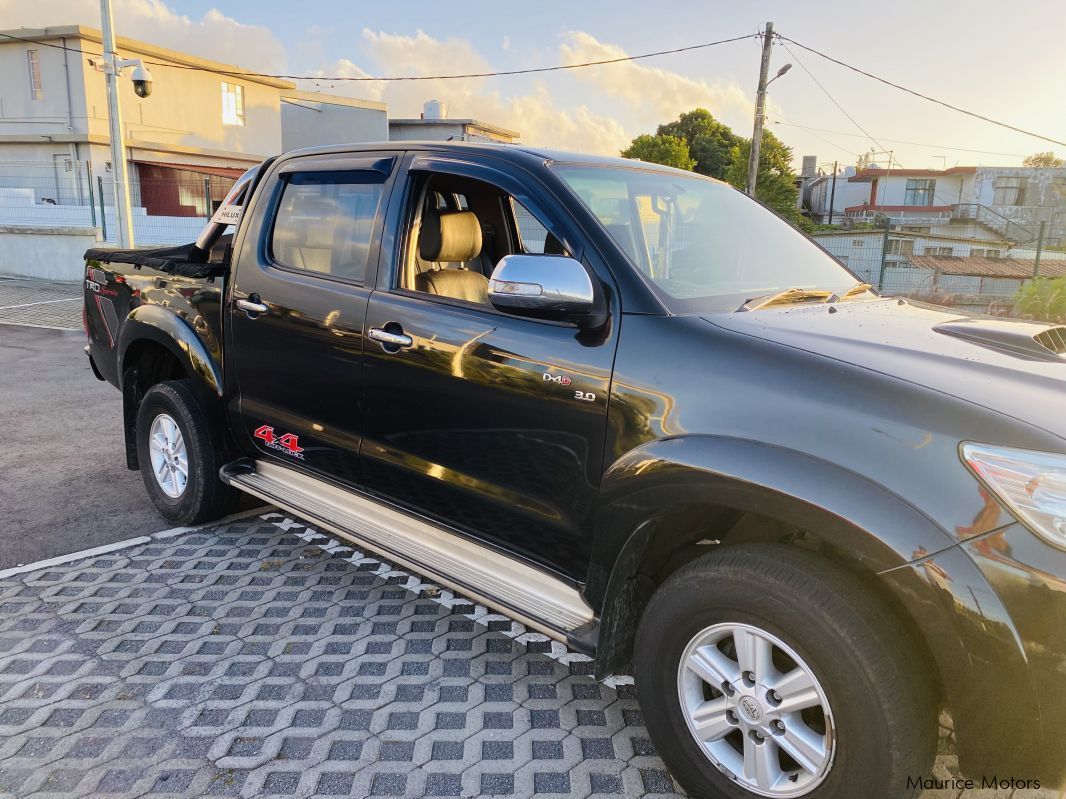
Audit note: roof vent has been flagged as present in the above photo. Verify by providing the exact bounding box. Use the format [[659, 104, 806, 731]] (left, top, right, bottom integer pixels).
[[1035, 326, 1066, 356]]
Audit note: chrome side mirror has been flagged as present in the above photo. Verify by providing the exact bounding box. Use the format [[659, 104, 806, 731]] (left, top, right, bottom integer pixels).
[[488, 254, 596, 323]]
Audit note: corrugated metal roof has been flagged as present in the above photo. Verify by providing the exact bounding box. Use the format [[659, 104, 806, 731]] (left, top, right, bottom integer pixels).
[[908, 254, 1066, 278]]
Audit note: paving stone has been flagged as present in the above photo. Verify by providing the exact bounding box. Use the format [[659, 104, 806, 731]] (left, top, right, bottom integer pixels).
[[0, 512, 1018, 799]]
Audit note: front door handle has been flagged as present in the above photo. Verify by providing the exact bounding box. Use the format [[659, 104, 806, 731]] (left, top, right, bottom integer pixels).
[[236, 296, 269, 317], [369, 325, 413, 350]]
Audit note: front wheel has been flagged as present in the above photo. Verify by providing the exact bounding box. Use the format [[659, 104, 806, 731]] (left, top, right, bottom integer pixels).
[[135, 379, 231, 525], [633, 545, 937, 799]]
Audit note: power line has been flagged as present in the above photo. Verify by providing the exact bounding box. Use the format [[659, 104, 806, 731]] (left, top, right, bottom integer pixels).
[[0, 30, 757, 82], [775, 33, 1066, 148], [779, 42, 890, 157], [771, 120, 1029, 158]]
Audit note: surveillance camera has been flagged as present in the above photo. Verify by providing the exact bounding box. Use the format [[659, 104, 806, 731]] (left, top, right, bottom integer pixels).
[[130, 64, 153, 98]]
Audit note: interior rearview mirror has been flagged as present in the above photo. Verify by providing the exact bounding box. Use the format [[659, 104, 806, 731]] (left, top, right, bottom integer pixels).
[[488, 254, 603, 327]]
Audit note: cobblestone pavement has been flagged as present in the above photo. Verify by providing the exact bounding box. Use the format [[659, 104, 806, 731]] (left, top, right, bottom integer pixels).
[[0, 512, 1055, 799], [0, 277, 81, 330]]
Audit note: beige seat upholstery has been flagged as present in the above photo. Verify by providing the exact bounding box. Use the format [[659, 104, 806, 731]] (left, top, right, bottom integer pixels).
[[415, 209, 490, 303]]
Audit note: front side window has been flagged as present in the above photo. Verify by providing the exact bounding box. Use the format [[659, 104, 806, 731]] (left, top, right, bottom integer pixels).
[[271, 171, 385, 283], [221, 81, 245, 126], [27, 50, 43, 100], [993, 176, 1027, 206], [904, 179, 936, 206], [553, 164, 858, 313]]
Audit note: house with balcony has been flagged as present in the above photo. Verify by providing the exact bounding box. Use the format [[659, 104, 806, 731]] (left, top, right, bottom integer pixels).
[[807, 163, 1066, 248]]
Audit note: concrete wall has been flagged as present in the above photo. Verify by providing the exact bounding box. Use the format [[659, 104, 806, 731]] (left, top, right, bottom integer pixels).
[[281, 92, 388, 151], [0, 226, 97, 281], [861, 174, 967, 207]]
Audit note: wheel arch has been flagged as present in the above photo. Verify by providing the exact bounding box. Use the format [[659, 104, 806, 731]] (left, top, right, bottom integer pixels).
[[117, 306, 223, 470], [589, 435, 1034, 778]]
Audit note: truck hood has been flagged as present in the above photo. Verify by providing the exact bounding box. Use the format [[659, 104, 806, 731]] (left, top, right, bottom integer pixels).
[[705, 299, 1066, 441]]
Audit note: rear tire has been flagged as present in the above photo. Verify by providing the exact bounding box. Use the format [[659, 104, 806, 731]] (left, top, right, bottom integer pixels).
[[633, 545, 937, 799], [136, 379, 231, 525]]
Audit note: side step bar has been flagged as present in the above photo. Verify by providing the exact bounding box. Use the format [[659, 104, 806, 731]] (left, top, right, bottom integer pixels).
[[221, 460, 595, 642]]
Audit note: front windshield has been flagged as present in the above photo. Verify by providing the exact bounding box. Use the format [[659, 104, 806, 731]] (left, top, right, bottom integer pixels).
[[553, 164, 861, 313]]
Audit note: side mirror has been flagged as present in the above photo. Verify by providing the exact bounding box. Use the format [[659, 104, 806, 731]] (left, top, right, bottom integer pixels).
[[488, 254, 603, 327]]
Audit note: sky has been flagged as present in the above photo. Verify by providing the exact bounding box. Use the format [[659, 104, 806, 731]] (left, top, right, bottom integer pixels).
[[2, 0, 1064, 172]]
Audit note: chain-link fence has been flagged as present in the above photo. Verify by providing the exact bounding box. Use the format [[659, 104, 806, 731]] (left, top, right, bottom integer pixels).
[[0, 160, 236, 247], [812, 221, 1065, 315]]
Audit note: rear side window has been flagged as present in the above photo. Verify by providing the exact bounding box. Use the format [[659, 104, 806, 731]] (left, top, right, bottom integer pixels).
[[271, 170, 385, 283]]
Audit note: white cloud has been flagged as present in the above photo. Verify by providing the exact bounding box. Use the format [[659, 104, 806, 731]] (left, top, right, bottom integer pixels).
[[559, 31, 753, 130], [302, 29, 631, 155], [0, 0, 285, 72]]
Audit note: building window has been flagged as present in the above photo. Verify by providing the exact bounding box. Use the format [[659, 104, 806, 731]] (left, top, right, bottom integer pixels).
[[904, 179, 936, 206], [901, 225, 930, 234], [926, 246, 954, 256], [852, 239, 865, 248], [27, 49, 43, 100], [992, 176, 1027, 206], [973, 248, 1001, 258], [221, 82, 245, 126], [886, 239, 915, 256]]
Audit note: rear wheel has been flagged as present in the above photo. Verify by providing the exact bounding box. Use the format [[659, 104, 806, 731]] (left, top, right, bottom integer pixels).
[[136, 379, 231, 525], [633, 545, 936, 799]]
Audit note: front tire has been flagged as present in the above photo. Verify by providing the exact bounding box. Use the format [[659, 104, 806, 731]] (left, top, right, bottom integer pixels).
[[633, 545, 937, 799], [135, 379, 231, 525]]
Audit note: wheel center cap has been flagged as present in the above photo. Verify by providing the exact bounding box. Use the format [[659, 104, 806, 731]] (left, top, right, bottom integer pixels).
[[738, 695, 763, 723]]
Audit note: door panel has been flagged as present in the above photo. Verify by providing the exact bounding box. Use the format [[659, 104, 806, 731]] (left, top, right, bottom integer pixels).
[[226, 155, 398, 486], [360, 289, 616, 579]]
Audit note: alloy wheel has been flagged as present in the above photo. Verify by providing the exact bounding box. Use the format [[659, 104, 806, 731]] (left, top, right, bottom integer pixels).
[[677, 622, 836, 797], [148, 413, 189, 499]]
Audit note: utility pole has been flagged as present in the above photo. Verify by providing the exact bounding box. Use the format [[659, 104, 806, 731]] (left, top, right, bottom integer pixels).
[[827, 161, 838, 225], [746, 22, 774, 197], [100, 0, 135, 247]]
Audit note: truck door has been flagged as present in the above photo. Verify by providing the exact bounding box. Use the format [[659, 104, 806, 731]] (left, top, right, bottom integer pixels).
[[226, 152, 400, 486], [360, 156, 620, 580]]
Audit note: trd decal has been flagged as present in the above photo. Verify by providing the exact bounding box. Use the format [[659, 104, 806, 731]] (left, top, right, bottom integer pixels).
[[542, 371, 572, 387], [254, 425, 305, 459]]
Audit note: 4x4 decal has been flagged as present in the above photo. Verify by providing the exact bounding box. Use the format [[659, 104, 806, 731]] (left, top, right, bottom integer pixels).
[[254, 425, 305, 459]]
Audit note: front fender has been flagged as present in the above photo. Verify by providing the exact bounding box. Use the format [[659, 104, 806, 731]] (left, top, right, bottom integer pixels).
[[588, 435, 1034, 779], [118, 304, 222, 397], [588, 435, 958, 607]]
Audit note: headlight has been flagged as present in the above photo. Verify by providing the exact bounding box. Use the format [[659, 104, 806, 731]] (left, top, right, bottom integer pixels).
[[962, 443, 1066, 548]]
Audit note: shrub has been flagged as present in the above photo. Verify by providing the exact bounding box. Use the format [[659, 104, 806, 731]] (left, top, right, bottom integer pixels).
[[1013, 277, 1066, 323]]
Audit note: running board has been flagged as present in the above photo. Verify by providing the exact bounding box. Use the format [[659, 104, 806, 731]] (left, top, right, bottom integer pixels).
[[221, 459, 595, 641]]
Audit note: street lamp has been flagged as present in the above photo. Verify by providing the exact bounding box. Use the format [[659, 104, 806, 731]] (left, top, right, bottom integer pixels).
[[746, 21, 792, 197]]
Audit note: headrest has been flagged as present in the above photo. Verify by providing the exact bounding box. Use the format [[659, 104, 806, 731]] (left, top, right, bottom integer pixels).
[[419, 210, 483, 263]]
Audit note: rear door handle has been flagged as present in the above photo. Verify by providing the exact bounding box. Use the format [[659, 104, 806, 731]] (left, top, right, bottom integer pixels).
[[236, 297, 268, 316], [368, 326, 413, 349]]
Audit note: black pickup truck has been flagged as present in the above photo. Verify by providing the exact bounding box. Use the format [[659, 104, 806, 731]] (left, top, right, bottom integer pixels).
[[83, 142, 1066, 799]]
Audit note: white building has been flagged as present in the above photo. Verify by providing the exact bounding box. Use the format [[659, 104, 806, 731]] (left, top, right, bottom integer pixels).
[[281, 91, 388, 151], [0, 24, 297, 212], [806, 163, 1066, 247], [389, 101, 518, 143]]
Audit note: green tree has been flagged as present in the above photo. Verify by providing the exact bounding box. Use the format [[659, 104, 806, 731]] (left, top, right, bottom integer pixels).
[[725, 129, 803, 226], [1014, 277, 1066, 323], [655, 109, 741, 180], [621, 133, 696, 171], [1023, 151, 1064, 168]]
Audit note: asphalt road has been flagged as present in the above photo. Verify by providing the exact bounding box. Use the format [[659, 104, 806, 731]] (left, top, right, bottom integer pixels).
[[0, 324, 175, 569]]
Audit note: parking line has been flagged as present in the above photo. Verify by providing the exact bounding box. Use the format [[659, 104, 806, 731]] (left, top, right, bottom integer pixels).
[[0, 506, 266, 579], [0, 297, 80, 310]]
